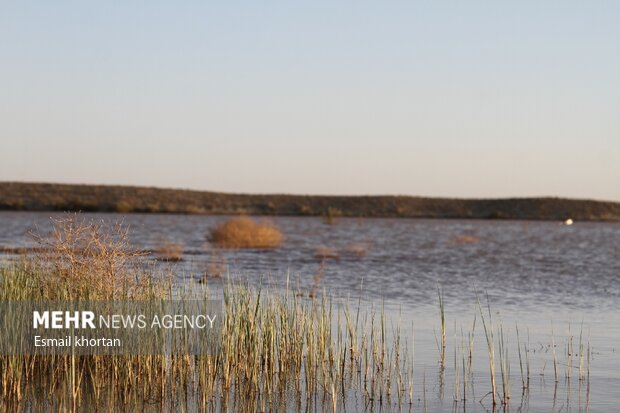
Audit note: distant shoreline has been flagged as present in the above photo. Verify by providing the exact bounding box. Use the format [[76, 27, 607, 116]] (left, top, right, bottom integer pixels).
[[1, 182, 619, 222]]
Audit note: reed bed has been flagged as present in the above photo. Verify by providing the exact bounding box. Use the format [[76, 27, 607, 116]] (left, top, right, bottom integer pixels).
[[0, 217, 414, 412], [0, 269, 415, 412]]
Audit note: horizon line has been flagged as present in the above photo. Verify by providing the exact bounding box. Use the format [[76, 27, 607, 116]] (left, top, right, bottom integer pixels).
[[2, 180, 618, 204]]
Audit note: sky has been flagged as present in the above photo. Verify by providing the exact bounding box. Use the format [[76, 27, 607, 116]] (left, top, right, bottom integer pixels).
[[1, 2, 618, 200]]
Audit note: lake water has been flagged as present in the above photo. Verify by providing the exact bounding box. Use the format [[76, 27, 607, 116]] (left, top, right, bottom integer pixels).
[[1, 211, 619, 412]]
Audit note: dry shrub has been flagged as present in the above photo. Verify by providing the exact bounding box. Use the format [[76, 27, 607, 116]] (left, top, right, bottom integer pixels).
[[22, 216, 168, 300], [209, 217, 283, 249], [156, 241, 184, 262], [344, 242, 372, 257], [314, 246, 339, 260], [449, 234, 480, 245]]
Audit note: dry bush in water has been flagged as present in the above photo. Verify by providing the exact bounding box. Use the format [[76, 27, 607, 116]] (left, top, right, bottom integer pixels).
[[21, 217, 168, 300], [314, 246, 339, 260], [449, 234, 480, 245], [156, 240, 184, 262], [209, 217, 283, 249], [344, 241, 372, 257]]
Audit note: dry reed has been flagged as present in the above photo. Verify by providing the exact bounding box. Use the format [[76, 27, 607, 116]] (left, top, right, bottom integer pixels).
[[0, 216, 415, 412]]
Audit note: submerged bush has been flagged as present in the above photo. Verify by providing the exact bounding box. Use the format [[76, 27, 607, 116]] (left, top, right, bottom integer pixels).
[[449, 234, 480, 245], [209, 217, 283, 249], [155, 241, 184, 262], [314, 246, 339, 260], [0, 215, 417, 413]]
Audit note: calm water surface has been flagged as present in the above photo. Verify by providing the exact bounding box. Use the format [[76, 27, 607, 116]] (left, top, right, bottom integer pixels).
[[1, 212, 619, 412]]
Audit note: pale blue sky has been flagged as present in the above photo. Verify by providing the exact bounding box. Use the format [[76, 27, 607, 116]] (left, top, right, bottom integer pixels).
[[1, 2, 618, 200]]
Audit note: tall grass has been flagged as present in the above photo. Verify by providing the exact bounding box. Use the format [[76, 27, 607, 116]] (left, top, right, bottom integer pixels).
[[437, 287, 446, 367], [498, 324, 511, 404], [477, 293, 497, 406], [516, 323, 530, 390]]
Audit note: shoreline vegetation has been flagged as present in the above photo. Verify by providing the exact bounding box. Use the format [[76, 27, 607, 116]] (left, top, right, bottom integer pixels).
[[0, 217, 415, 412], [0, 217, 591, 412], [1, 182, 620, 221]]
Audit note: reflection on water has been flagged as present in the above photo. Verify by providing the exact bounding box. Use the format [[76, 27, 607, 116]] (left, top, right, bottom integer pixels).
[[1, 212, 619, 412]]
